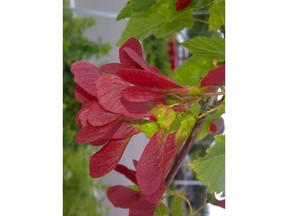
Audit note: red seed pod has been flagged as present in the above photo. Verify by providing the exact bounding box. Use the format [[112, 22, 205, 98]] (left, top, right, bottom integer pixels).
[[176, 0, 193, 11]]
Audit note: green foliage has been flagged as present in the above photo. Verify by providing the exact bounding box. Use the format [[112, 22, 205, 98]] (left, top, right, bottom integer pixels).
[[176, 113, 196, 145], [142, 35, 171, 75], [63, 1, 110, 74], [117, 0, 193, 46], [63, 147, 110, 216], [188, 135, 225, 193], [171, 56, 214, 86], [182, 36, 225, 62], [170, 191, 186, 216], [63, 1, 111, 215], [195, 119, 211, 141], [153, 203, 169, 216], [117, 0, 157, 21], [189, 0, 214, 10], [208, 0, 225, 31], [133, 120, 159, 138], [152, 105, 177, 132]]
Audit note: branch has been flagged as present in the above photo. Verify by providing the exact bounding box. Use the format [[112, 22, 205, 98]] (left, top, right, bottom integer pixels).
[[165, 118, 205, 186]]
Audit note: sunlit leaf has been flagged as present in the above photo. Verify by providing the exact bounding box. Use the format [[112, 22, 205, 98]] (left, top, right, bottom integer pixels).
[[176, 113, 196, 145], [188, 135, 225, 193], [117, 0, 157, 21], [151, 105, 177, 131], [117, 0, 193, 46], [133, 120, 159, 138], [171, 56, 214, 86]]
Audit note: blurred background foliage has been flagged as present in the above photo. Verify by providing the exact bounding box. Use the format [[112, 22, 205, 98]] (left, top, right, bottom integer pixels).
[[63, 0, 110, 215]]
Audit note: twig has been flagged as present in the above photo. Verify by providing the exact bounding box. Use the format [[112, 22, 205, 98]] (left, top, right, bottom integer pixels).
[[165, 119, 205, 186]]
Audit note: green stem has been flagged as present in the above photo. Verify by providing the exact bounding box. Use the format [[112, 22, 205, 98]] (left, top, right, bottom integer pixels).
[[191, 203, 207, 216], [191, 17, 209, 25], [167, 189, 193, 216]]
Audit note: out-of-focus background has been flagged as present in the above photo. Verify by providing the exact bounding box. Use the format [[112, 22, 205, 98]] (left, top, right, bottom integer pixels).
[[63, 0, 225, 215]]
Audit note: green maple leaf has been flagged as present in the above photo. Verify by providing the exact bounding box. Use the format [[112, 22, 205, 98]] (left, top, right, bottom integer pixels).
[[182, 36, 225, 62], [188, 134, 225, 193]]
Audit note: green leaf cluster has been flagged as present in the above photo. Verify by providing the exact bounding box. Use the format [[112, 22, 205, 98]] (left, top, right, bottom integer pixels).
[[63, 1, 111, 215], [117, 0, 194, 46], [63, 0, 110, 74]]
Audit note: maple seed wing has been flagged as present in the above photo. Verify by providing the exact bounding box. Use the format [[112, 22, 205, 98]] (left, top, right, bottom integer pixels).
[[90, 138, 130, 178], [201, 64, 225, 87], [71, 61, 101, 97]]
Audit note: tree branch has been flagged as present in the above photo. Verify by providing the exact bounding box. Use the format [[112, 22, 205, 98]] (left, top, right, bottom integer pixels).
[[165, 118, 205, 186]]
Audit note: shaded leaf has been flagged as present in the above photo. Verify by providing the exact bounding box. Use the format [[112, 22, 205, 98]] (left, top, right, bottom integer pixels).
[[90, 138, 131, 178], [171, 191, 185, 216], [182, 36, 225, 62], [189, 0, 214, 10], [209, 0, 225, 31], [195, 119, 211, 141], [188, 135, 225, 193]]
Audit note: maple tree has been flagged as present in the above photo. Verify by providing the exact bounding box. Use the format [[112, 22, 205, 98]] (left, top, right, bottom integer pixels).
[[70, 0, 225, 215]]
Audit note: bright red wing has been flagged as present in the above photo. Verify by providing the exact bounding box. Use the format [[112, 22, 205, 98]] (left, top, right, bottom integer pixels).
[[201, 65, 225, 87], [71, 61, 101, 97], [90, 138, 130, 178]]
